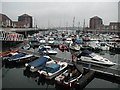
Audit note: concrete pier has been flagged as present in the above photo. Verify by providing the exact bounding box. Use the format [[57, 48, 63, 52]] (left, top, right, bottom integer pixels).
[[74, 70, 95, 89]]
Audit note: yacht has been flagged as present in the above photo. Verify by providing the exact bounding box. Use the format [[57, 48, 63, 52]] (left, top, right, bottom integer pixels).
[[77, 50, 116, 66]]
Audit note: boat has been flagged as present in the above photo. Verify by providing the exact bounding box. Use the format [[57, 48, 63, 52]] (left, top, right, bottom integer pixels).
[[107, 42, 120, 53], [38, 45, 57, 55], [87, 41, 101, 51], [65, 38, 73, 44], [97, 40, 110, 51], [55, 64, 83, 87], [7, 52, 33, 62], [69, 43, 81, 51], [77, 50, 116, 66], [39, 38, 46, 44], [48, 38, 55, 44], [38, 61, 68, 79], [22, 44, 31, 50], [25, 56, 54, 72], [1, 49, 19, 56], [59, 44, 69, 51], [2, 52, 19, 60]]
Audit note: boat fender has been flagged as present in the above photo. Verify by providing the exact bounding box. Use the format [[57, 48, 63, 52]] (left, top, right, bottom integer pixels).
[[55, 61, 59, 64], [70, 83, 71, 87]]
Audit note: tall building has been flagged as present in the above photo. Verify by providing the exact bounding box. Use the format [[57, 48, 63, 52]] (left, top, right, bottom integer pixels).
[[0, 13, 12, 27], [89, 16, 103, 29], [18, 14, 32, 28]]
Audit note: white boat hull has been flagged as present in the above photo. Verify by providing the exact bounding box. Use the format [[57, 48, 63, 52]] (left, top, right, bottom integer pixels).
[[38, 62, 68, 79], [78, 57, 116, 66]]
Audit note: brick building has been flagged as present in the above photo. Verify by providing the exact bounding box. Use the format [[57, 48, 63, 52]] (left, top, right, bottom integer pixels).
[[0, 13, 33, 28], [109, 22, 120, 30], [13, 14, 32, 28], [18, 14, 32, 28], [89, 16, 103, 29], [0, 13, 13, 27]]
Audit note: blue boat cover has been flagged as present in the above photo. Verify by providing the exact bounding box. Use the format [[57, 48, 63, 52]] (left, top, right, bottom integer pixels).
[[8, 53, 26, 61], [75, 39, 83, 44], [28, 56, 48, 68], [82, 50, 92, 55], [31, 40, 38, 42], [44, 63, 60, 73], [38, 48, 45, 53]]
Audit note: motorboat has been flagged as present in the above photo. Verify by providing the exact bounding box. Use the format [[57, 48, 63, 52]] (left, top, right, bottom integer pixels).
[[87, 41, 101, 51], [25, 56, 54, 72], [107, 42, 120, 52], [97, 40, 110, 50], [1, 49, 19, 56], [39, 38, 46, 44], [48, 38, 55, 44], [7, 52, 33, 62], [38, 45, 57, 55], [38, 61, 68, 79], [69, 43, 81, 51], [65, 38, 73, 44], [55, 64, 83, 87], [77, 50, 116, 66], [2, 52, 19, 60], [59, 44, 69, 51], [22, 44, 31, 50]]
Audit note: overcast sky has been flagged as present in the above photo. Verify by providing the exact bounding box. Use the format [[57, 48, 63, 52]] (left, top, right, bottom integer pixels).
[[1, 0, 119, 28]]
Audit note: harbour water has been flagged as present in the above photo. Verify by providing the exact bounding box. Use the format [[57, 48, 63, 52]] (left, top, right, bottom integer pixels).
[[2, 43, 120, 89]]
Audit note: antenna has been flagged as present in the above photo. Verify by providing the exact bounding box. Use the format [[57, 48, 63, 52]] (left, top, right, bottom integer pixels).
[[66, 22, 68, 30]]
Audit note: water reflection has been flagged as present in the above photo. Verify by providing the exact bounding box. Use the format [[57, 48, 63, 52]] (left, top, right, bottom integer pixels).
[[37, 76, 55, 86], [3, 61, 25, 69], [23, 68, 39, 78]]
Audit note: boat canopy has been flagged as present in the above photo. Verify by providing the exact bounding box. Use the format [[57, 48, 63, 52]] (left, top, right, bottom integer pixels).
[[28, 56, 48, 68], [44, 63, 60, 73], [75, 39, 83, 44], [31, 40, 38, 42], [8, 53, 26, 61]]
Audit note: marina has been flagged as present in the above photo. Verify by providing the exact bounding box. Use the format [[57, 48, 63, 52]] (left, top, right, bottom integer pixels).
[[1, 29, 120, 89], [1, 1, 120, 89]]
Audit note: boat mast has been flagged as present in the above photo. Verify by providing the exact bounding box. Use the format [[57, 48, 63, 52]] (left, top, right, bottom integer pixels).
[[83, 19, 85, 33], [73, 16, 75, 29]]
